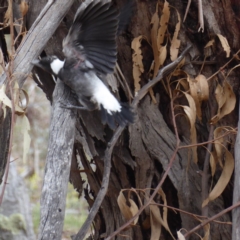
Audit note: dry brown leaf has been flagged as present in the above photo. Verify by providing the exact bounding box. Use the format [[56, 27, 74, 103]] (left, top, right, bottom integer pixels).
[[179, 92, 197, 163], [151, 3, 160, 77], [157, 0, 170, 47], [178, 78, 189, 91], [177, 231, 186, 240], [20, 0, 29, 17], [170, 8, 181, 61], [217, 34, 230, 58], [0, 85, 24, 114], [150, 204, 161, 240], [181, 102, 198, 163], [210, 150, 217, 176], [195, 74, 209, 101], [151, 2, 168, 77], [202, 149, 234, 207], [159, 44, 167, 68], [131, 36, 145, 93], [211, 81, 236, 124], [157, 189, 175, 239], [204, 39, 215, 48], [117, 190, 139, 225], [203, 223, 210, 240], [213, 127, 228, 168], [187, 74, 209, 120]]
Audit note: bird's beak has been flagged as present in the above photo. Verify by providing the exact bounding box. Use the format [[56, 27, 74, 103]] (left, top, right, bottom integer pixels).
[[31, 59, 40, 66]]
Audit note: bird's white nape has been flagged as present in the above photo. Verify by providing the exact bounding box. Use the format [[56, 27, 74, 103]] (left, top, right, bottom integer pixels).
[[50, 58, 64, 75]]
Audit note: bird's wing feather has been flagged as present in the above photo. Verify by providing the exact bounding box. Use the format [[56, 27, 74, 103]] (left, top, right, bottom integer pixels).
[[63, 0, 119, 74]]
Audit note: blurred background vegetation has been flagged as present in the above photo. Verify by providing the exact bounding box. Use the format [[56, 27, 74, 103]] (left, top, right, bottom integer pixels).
[[11, 76, 87, 239]]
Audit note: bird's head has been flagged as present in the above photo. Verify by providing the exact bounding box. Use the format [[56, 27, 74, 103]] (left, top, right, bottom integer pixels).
[[32, 56, 64, 75]]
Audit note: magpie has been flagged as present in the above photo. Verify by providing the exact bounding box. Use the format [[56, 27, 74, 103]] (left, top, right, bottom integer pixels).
[[32, 0, 134, 129]]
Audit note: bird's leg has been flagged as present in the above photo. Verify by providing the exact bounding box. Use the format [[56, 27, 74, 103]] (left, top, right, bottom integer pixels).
[[60, 102, 88, 110]]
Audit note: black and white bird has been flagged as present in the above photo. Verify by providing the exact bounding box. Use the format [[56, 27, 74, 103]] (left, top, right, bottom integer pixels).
[[32, 0, 134, 129]]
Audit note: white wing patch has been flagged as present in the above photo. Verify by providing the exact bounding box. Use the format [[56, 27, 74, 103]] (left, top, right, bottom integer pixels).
[[88, 73, 121, 114], [50, 58, 64, 75]]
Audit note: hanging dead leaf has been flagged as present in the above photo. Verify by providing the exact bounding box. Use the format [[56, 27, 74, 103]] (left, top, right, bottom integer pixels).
[[213, 127, 229, 168], [157, 0, 170, 47], [170, 8, 181, 61], [203, 223, 210, 240], [204, 39, 215, 48], [20, 0, 29, 17], [204, 39, 215, 57], [117, 190, 139, 225], [181, 103, 198, 163], [131, 36, 145, 94], [195, 74, 209, 101], [16, 114, 31, 163], [19, 89, 29, 111], [157, 189, 175, 239], [178, 78, 189, 91], [177, 231, 186, 240], [151, 2, 168, 77], [210, 81, 236, 124], [177, 91, 198, 163], [159, 44, 167, 68], [151, 3, 160, 77], [210, 150, 217, 176], [0, 85, 24, 114], [202, 148, 234, 207], [150, 204, 161, 240], [187, 74, 209, 120], [217, 34, 230, 58]]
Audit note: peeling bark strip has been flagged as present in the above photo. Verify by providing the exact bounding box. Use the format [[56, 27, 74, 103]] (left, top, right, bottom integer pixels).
[[38, 80, 76, 240]]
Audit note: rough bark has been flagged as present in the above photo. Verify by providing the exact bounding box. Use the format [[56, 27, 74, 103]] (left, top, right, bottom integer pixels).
[[233, 97, 240, 240], [0, 0, 240, 240]]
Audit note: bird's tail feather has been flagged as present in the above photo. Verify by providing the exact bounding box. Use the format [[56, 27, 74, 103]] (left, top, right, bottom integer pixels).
[[101, 103, 135, 129]]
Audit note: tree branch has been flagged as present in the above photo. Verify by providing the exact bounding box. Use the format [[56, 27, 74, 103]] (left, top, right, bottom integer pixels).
[[0, 0, 75, 87], [38, 80, 76, 240]]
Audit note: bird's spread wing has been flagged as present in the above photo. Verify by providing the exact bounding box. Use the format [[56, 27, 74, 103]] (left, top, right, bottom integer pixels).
[[63, 0, 119, 74]]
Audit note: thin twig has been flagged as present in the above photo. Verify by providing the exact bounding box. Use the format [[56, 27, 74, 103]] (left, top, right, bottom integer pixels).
[[104, 45, 192, 240], [184, 201, 240, 238], [178, 129, 236, 149], [207, 49, 240, 81], [75, 45, 192, 240], [183, 0, 191, 22], [152, 203, 232, 225]]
